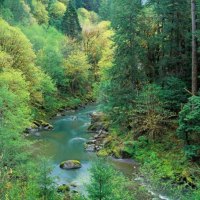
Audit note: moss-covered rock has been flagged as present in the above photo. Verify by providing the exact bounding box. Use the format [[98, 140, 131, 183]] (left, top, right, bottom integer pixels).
[[60, 160, 82, 170], [102, 136, 113, 147], [112, 147, 121, 158], [33, 120, 53, 130], [57, 184, 70, 193], [97, 149, 109, 157]]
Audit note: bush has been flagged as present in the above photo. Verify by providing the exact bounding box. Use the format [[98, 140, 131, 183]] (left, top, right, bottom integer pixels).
[[177, 96, 200, 159], [129, 84, 172, 140]]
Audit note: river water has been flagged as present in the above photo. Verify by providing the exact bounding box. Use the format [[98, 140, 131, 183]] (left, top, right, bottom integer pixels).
[[30, 104, 170, 199]]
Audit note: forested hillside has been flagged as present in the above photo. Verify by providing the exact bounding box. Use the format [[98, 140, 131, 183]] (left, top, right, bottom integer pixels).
[[1, 0, 200, 199]]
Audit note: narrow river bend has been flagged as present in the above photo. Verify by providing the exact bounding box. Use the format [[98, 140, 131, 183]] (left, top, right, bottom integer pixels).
[[30, 104, 170, 199]]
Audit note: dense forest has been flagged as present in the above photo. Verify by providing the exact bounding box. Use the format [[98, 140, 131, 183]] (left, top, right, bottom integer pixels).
[[1, 0, 200, 199]]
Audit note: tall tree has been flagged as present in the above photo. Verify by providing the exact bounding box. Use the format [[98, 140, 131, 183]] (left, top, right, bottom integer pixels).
[[99, 0, 142, 127], [191, 0, 198, 95], [61, 0, 82, 38], [147, 0, 191, 81]]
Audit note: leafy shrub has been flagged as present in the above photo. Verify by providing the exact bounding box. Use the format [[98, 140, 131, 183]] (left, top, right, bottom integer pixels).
[[177, 96, 200, 159], [129, 84, 172, 140]]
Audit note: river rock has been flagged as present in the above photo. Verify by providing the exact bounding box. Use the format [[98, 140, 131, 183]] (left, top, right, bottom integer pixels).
[[86, 139, 96, 144], [60, 160, 82, 170], [56, 113, 62, 117], [90, 112, 104, 123], [25, 120, 53, 135], [85, 144, 95, 152]]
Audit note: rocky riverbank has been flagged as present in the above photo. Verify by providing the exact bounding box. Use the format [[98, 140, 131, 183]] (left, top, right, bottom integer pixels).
[[85, 112, 109, 153], [85, 112, 133, 159], [25, 120, 53, 136]]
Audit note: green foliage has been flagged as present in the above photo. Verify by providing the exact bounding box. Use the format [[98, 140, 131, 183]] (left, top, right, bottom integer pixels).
[[32, 0, 49, 25], [1, 0, 200, 198], [37, 158, 58, 199], [87, 159, 134, 200], [160, 76, 189, 112], [49, 1, 66, 29], [129, 84, 172, 140], [177, 96, 200, 159], [61, 0, 82, 38], [82, 20, 114, 82], [99, 0, 113, 20], [0, 0, 33, 25], [64, 49, 90, 95], [22, 24, 66, 89], [78, 7, 99, 26], [97, 0, 143, 127], [147, 0, 191, 80], [0, 19, 56, 111], [0, 69, 31, 132]]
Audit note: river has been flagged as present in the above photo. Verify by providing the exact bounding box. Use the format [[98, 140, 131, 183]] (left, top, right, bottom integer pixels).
[[29, 104, 170, 199]]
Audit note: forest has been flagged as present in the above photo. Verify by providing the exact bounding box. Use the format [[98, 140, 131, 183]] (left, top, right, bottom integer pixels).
[[1, 0, 200, 199]]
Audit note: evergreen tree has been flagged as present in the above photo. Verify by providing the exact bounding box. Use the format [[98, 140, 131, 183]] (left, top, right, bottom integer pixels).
[[177, 96, 200, 159], [87, 159, 133, 200], [61, 0, 82, 38], [99, 0, 142, 127], [148, 0, 191, 81], [82, 0, 100, 12]]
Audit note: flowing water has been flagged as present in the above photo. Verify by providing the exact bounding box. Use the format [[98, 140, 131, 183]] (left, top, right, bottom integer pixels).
[[30, 104, 170, 199]]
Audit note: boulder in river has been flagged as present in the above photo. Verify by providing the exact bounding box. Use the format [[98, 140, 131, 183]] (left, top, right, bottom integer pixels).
[[60, 160, 82, 170]]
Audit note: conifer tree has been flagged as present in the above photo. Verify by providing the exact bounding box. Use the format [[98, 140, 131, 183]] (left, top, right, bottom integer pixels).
[[100, 0, 142, 126], [61, 0, 82, 38]]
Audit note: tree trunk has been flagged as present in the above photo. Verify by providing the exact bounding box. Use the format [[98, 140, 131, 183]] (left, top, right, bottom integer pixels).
[[191, 0, 198, 95]]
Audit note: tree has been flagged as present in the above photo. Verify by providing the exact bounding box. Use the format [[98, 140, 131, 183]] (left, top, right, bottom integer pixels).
[[82, 21, 114, 82], [1, 0, 32, 24], [0, 19, 56, 113], [49, 1, 66, 29], [98, 0, 142, 127], [146, 0, 191, 81], [32, 0, 49, 25], [99, 0, 113, 20], [22, 24, 66, 90], [61, 0, 81, 38], [177, 96, 200, 159], [191, 0, 198, 95], [87, 159, 134, 200], [129, 84, 172, 140], [64, 49, 90, 95], [160, 76, 189, 113], [37, 158, 57, 200]]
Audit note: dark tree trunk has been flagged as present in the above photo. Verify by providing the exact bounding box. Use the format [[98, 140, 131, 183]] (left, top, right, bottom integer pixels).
[[191, 0, 198, 95]]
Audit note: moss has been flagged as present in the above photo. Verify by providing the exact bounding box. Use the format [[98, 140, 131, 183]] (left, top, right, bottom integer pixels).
[[60, 160, 81, 169], [31, 123, 39, 129], [71, 160, 81, 165], [103, 136, 113, 147], [60, 161, 66, 168], [57, 184, 70, 193], [97, 149, 109, 157], [112, 147, 121, 158], [33, 120, 40, 127]]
